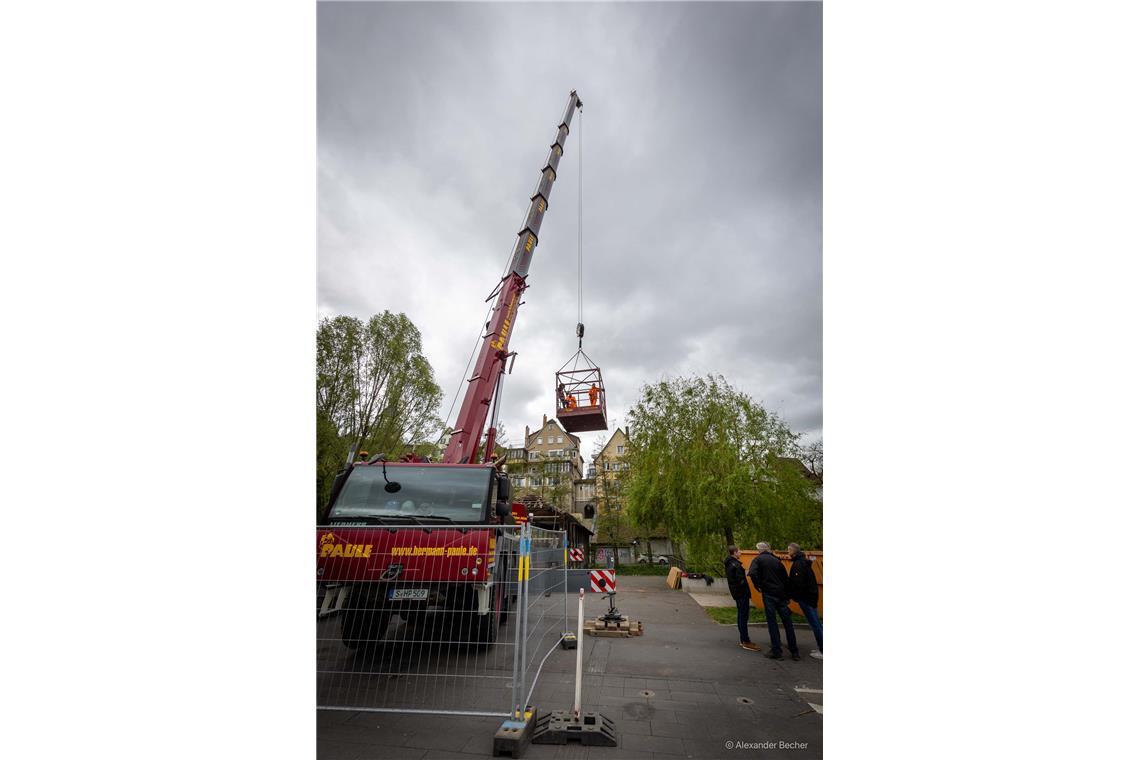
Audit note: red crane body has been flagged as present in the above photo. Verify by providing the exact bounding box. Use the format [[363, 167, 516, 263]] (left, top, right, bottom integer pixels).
[[442, 90, 583, 464], [318, 93, 586, 648]]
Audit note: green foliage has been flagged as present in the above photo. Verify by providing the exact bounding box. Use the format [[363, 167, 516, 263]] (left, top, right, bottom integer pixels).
[[315, 311, 443, 514], [624, 375, 822, 573], [612, 563, 672, 576], [703, 606, 809, 625], [316, 410, 347, 515]]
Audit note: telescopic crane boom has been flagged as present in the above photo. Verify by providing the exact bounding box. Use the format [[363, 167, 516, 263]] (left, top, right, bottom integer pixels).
[[441, 90, 583, 464]]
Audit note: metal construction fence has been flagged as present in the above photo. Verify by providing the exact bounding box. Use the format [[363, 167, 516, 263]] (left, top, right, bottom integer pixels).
[[316, 522, 572, 719]]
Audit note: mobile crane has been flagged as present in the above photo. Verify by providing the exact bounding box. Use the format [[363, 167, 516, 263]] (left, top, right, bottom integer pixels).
[[318, 91, 584, 646]]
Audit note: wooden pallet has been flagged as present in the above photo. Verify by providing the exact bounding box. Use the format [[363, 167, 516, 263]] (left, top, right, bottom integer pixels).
[[583, 616, 644, 637]]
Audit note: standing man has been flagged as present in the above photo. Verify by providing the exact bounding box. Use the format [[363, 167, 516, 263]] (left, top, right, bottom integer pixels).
[[787, 543, 822, 659], [747, 542, 800, 661], [725, 545, 761, 652]]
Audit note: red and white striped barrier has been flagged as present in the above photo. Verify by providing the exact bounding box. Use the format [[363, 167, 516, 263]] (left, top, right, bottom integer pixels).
[[589, 569, 616, 593], [569, 548, 584, 562]]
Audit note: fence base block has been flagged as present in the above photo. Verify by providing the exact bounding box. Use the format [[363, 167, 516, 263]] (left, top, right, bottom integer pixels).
[[532, 710, 618, 747], [493, 708, 537, 758]]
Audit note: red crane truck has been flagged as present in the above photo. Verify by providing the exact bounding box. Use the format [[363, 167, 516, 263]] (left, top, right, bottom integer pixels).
[[318, 91, 584, 646]]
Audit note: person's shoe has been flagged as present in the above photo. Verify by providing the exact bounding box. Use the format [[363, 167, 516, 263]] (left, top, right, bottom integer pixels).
[[790, 652, 801, 661], [765, 651, 784, 660], [740, 642, 762, 652], [810, 650, 822, 660]]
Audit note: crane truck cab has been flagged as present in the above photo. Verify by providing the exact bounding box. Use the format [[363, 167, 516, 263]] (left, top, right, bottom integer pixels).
[[317, 461, 519, 647]]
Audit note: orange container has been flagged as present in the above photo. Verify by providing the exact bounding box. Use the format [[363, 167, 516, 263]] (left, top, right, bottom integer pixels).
[[737, 549, 823, 616]]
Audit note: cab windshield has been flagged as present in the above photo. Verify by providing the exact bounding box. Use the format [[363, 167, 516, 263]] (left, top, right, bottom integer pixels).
[[330, 465, 491, 522]]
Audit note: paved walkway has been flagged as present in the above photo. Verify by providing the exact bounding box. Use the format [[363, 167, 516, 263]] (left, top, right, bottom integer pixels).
[[687, 592, 736, 607], [318, 575, 823, 759]]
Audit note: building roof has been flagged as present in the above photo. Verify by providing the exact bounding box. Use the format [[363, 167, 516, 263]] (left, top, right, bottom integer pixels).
[[524, 416, 580, 449], [592, 427, 629, 462]]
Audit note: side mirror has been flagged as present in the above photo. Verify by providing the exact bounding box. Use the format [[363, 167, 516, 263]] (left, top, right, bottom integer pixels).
[[496, 500, 511, 519], [496, 471, 512, 503], [321, 464, 354, 523]]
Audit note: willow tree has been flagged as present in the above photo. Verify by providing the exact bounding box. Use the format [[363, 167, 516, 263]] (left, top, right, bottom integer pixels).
[[624, 375, 821, 569], [315, 311, 442, 511]]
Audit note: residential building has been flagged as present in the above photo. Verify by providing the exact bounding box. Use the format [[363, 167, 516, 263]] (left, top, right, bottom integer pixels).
[[503, 415, 584, 513], [589, 427, 677, 564]]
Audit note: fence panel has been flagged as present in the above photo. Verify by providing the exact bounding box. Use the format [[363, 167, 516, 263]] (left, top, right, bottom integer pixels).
[[317, 524, 523, 716], [316, 522, 571, 720], [516, 525, 572, 714]]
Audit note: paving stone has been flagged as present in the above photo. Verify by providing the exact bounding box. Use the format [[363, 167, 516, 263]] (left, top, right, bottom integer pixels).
[[590, 749, 653, 760], [630, 733, 688, 755], [614, 718, 654, 736], [649, 719, 708, 739], [315, 739, 427, 760]]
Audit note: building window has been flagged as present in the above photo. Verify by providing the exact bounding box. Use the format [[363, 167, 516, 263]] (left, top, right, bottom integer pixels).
[[547, 436, 554, 444], [557, 436, 563, 444], [617, 445, 624, 455]]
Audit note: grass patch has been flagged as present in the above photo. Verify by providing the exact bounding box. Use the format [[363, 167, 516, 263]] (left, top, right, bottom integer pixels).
[[703, 606, 809, 625]]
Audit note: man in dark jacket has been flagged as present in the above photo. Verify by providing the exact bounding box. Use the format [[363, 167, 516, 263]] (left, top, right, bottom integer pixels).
[[787, 543, 822, 658], [747, 542, 799, 660], [724, 546, 761, 652]]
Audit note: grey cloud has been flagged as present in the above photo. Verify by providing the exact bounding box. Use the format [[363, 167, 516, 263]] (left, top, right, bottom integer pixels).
[[319, 1, 821, 455]]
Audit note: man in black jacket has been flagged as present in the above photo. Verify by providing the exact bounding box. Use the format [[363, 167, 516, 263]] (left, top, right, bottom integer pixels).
[[747, 542, 800, 660], [787, 543, 822, 659], [724, 546, 761, 652]]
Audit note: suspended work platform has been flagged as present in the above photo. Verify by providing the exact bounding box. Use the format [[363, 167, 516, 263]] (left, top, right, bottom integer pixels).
[[555, 350, 607, 433]]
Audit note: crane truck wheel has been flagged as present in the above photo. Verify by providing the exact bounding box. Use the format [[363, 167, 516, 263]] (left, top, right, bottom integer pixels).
[[470, 582, 504, 644], [341, 609, 391, 650]]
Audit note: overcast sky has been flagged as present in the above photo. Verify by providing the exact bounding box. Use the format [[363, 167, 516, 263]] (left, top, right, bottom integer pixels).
[[318, 1, 821, 456]]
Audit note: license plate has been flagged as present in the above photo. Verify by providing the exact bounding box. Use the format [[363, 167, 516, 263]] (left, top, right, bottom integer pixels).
[[389, 588, 429, 601]]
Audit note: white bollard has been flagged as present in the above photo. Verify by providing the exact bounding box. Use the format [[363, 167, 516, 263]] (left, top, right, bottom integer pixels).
[[574, 587, 585, 718]]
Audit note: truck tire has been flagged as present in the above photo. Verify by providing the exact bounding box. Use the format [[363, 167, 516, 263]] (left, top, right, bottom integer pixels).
[[471, 583, 503, 643], [341, 609, 391, 649]]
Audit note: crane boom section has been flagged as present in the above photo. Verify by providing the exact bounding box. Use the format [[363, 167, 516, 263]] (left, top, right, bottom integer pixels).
[[442, 90, 583, 464]]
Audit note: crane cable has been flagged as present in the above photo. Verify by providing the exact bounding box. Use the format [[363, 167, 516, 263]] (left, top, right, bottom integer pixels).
[[577, 106, 584, 349]]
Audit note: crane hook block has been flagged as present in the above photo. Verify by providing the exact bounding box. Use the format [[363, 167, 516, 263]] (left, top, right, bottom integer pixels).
[[576, 323, 585, 339]]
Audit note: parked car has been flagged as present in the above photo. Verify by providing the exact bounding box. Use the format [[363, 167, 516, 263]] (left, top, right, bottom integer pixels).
[[636, 553, 670, 565]]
